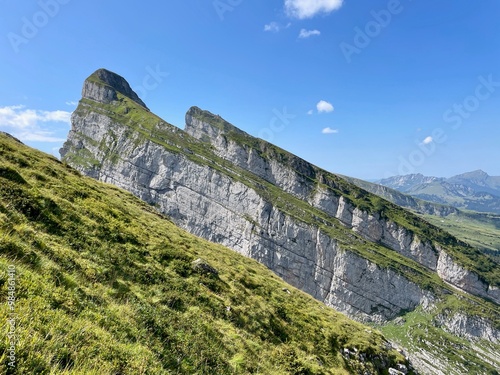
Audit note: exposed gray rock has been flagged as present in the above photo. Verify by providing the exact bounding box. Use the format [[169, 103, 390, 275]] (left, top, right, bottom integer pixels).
[[82, 68, 148, 109], [61, 109, 431, 322], [185, 110, 499, 304], [436, 312, 500, 343], [192, 258, 218, 276], [437, 249, 499, 304]]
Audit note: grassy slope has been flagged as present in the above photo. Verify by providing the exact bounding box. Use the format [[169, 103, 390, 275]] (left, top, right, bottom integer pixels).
[[0, 133, 411, 374], [421, 213, 500, 261], [379, 306, 500, 375]]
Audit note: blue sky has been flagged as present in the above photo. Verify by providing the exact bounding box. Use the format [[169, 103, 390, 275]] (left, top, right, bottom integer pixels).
[[1, 0, 499, 180]]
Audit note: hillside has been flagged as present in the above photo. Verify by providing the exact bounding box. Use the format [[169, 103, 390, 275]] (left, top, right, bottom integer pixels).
[[377, 172, 500, 214], [0, 131, 413, 374], [58, 69, 500, 374]]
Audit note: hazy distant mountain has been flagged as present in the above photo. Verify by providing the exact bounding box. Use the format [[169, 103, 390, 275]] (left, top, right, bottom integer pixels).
[[377, 170, 500, 214]]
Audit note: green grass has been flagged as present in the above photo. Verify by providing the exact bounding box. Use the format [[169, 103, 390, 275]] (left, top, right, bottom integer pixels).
[[378, 306, 500, 375], [0, 133, 414, 374], [421, 213, 500, 261]]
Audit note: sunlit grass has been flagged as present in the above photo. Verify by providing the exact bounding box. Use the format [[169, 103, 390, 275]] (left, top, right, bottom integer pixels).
[[0, 133, 410, 374]]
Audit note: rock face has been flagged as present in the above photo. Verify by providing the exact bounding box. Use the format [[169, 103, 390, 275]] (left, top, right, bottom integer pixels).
[[82, 68, 149, 109], [61, 69, 500, 373], [184, 107, 499, 305], [437, 250, 500, 303], [62, 118, 430, 322]]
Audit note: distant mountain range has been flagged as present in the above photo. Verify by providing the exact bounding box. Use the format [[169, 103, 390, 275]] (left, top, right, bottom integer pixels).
[[375, 170, 500, 214]]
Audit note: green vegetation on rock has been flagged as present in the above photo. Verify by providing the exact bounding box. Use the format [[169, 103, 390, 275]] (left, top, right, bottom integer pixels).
[[187, 105, 499, 289]]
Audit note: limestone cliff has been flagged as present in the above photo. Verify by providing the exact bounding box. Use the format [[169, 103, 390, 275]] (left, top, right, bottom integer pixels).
[[61, 69, 500, 374]]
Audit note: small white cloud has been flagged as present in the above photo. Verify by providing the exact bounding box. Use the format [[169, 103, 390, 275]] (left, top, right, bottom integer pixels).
[[42, 110, 72, 123], [285, 0, 343, 19], [264, 22, 281, 32], [307, 109, 314, 115], [0, 105, 71, 143], [322, 127, 339, 134], [66, 101, 78, 106], [20, 132, 66, 143], [317, 100, 334, 113], [422, 136, 433, 145], [299, 29, 321, 38]]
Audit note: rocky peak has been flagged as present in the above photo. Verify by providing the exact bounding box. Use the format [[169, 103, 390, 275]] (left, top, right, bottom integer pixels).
[[378, 174, 443, 192], [82, 68, 148, 110], [185, 106, 247, 142]]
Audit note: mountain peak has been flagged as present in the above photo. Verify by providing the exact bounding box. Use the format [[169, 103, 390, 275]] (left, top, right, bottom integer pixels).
[[185, 106, 248, 142], [377, 173, 441, 191], [451, 170, 489, 180], [82, 68, 148, 110]]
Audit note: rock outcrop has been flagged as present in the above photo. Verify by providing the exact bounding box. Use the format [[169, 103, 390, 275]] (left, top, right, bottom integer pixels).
[[82, 68, 149, 109]]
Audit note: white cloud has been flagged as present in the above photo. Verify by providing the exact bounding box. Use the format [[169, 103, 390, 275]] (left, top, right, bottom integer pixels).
[[66, 101, 78, 106], [422, 136, 433, 145], [299, 29, 321, 38], [264, 22, 281, 32], [317, 100, 334, 113], [285, 0, 343, 19], [0, 105, 71, 143], [322, 127, 339, 134], [20, 132, 66, 143], [307, 109, 314, 115]]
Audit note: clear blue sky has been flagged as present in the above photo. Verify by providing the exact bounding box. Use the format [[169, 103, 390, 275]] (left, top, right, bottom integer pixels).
[[1, 0, 499, 180]]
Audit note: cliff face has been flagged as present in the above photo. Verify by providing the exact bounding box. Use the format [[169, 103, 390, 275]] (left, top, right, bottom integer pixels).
[[62, 109, 430, 322], [61, 69, 500, 373], [184, 107, 499, 305]]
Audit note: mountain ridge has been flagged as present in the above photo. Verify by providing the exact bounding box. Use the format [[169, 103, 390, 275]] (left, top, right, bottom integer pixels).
[[60, 68, 500, 374], [340, 175, 500, 259], [377, 171, 500, 214]]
